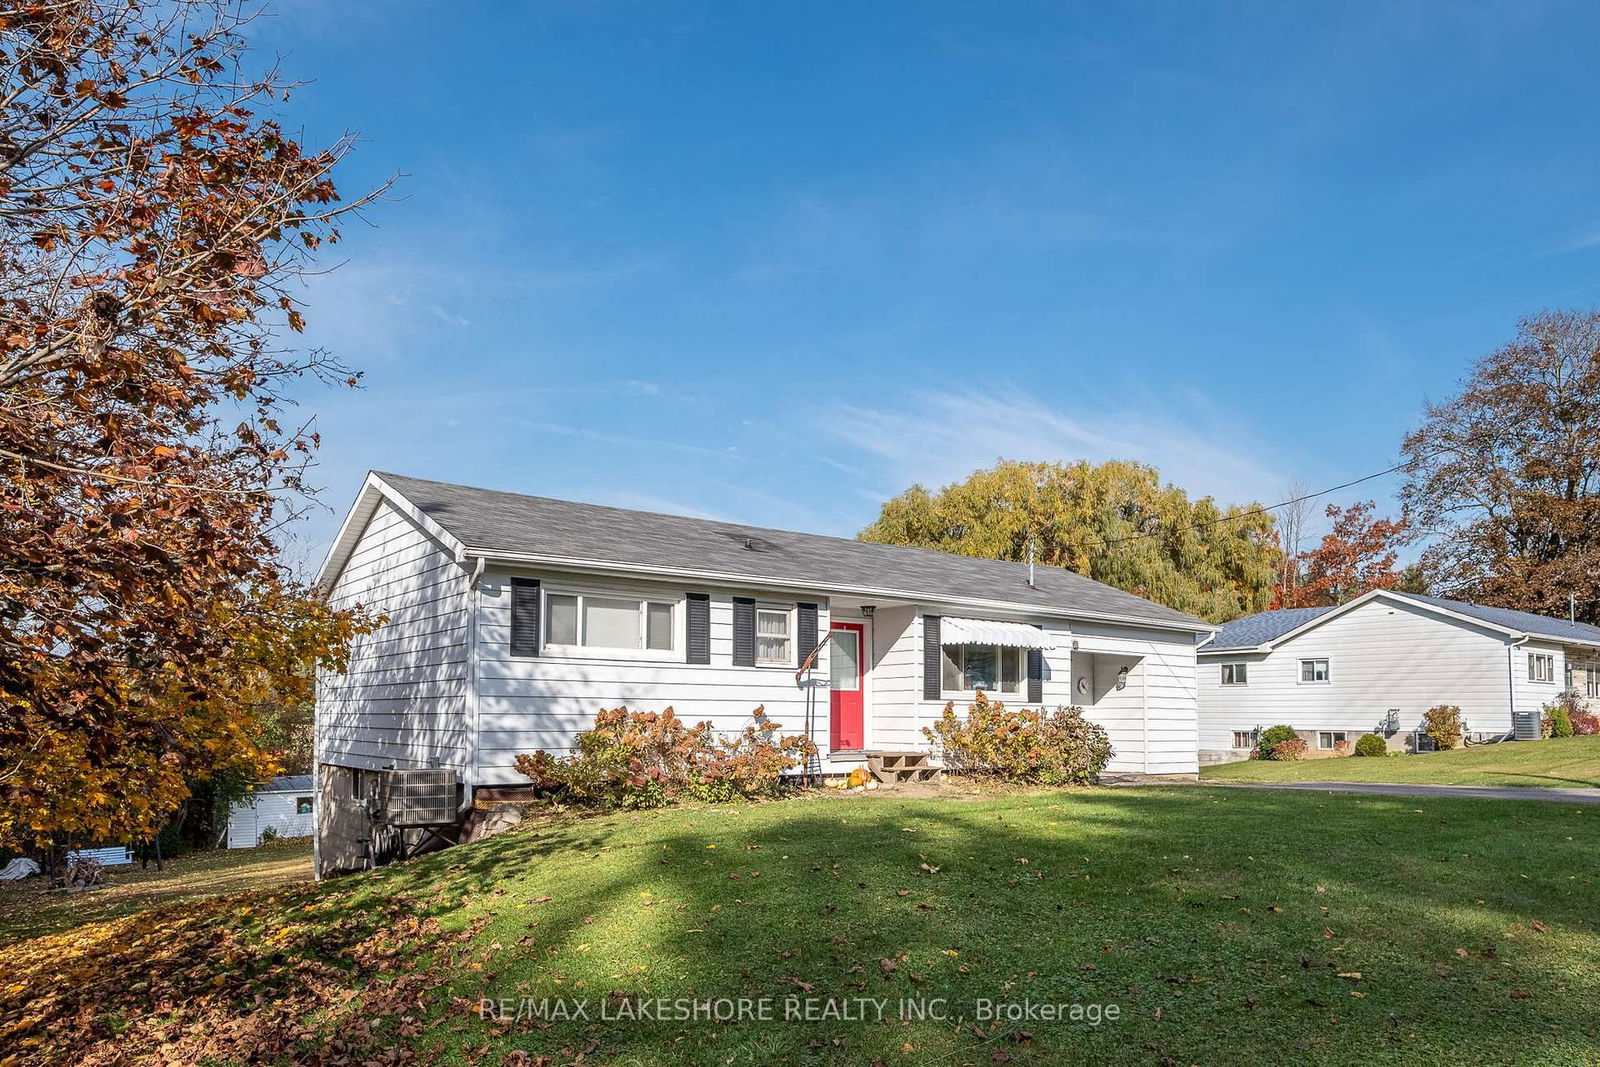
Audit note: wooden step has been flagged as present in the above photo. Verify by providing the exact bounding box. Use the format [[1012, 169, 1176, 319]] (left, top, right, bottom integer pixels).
[[866, 751, 943, 786]]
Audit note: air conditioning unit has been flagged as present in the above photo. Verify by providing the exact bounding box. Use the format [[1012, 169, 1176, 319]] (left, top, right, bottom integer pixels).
[[383, 768, 459, 828]]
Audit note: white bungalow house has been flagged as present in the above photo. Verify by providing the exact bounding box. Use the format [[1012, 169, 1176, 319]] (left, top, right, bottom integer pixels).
[[1196, 589, 1600, 764], [312, 472, 1213, 876]]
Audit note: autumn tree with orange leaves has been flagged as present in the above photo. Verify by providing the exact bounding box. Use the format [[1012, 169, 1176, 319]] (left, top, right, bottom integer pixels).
[[0, 2, 383, 849], [1274, 501, 1413, 608]]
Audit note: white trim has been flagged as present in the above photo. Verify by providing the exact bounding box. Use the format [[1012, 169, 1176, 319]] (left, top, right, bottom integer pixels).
[[315, 472, 470, 592], [461, 548, 1213, 636]]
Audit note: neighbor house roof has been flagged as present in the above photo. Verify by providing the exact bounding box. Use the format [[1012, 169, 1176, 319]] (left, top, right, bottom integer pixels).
[[317, 472, 1212, 633], [258, 775, 313, 793], [1200, 589, 1600, 653], [1200, 606, 1337, 652]]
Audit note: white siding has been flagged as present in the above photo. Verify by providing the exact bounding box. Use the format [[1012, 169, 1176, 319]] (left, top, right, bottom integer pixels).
[[1197, 597, 1526, 760], [1047, 622, 1200, 776], [864, 611, 1199, 776], [227, 789, 316, 848], [474, 570, 832, 785], [316, 498, 472, 774]]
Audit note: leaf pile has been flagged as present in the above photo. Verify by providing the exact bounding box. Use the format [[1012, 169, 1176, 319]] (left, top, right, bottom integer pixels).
[[0, 884, 478, 1066]]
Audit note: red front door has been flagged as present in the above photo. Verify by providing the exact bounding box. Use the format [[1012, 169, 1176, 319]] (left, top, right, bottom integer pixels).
[[829, 622, 865, 751]]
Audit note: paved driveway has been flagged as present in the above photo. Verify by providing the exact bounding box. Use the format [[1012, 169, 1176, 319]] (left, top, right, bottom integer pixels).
[[1217, 781, 1600, 805]]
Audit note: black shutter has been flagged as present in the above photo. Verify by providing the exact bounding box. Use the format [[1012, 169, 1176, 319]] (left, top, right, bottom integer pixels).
[[510, 577, 540, 657], [732, 597, 756, 666], [685, 593, 710, 664], [922, 615, 942, 700], [797, 603, 818, 667], [1027, 647, 1044, 704]]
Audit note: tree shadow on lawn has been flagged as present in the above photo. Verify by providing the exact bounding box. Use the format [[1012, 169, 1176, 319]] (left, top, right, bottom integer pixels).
[[401, 788, 1600, 1067]]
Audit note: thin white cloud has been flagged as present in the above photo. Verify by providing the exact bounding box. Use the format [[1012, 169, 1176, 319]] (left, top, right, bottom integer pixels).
[[822, 390, 1287, 509], [520, 420, 746, 461]]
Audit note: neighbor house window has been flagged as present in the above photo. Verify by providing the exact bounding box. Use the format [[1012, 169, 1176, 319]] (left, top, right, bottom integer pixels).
[[296, 796, 313, 815], [1317, 731, 1347, 750], [350, 769, 364, 800], [755, 608, 793, 665], [543, 591, 677, 654], [1528, 652, 1555, 684], [941, 644, 1025, 695], [1587, 663, 1600, 699], [1220, 663, 1249, 686], [1231, 730, 1256, 749], [1299, 658, 1330, 683]]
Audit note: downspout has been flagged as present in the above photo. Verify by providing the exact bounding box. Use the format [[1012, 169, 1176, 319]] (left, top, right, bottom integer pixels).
[[463, 555, 486, 814], [1507, 634, 1530, 736]]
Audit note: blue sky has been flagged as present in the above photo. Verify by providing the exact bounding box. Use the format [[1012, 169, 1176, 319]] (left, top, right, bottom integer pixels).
[[260, 2, 1600, 567]]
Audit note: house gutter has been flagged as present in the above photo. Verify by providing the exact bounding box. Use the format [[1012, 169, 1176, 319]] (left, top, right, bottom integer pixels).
[[464, 548, 1214, 637], [462, 555, 487, 813]]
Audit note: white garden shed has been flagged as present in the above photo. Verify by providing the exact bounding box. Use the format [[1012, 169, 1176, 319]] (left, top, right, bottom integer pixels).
[[225, 775, 316, 849]]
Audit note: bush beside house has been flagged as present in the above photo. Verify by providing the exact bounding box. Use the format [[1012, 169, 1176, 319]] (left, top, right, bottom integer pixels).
[[513, 706, 814, 809], [1354, 733, 1387, 757], [1423, 705, 1463, 750], [923, 693, 1112, 785]]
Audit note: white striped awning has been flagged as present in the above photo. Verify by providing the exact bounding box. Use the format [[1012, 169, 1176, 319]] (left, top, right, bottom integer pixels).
[[940, 617, 1057, 649]]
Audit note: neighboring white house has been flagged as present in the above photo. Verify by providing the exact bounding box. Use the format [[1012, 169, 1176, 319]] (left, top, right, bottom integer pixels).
[[225, 775, 316, 848], [311, 471, 1215, 877], [1197, 589, 1600, 764]]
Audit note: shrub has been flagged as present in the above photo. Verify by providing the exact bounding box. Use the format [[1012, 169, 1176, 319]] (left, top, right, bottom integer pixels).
[[1255, 724, 1298, 760], [1267, 737, 1308, 761], [1573, 712, 1600, 736], [513, 706, 815, 809], [922, 692, 1112, 785], [1422, 705, 1463, 750], [1542, 690, 1581, 738], [1550, 704, 1575, 738], [1353, 733, 1387, 757]]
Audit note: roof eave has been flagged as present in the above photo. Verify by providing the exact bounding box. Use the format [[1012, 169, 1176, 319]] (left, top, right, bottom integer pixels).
[[466, 547, 1215, 636]]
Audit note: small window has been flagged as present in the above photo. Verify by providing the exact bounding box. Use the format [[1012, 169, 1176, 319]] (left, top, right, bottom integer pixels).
[[755, 608, 793, 665], [1587, 664, 1600, 699], [296, 796, 313, 815], [350, 769, 364, 800], [1220, 663, 1249, 686], [1300, 658, 1330, 683], [1528, 652, 1555, 684], [1231, 730, 1256, 749], [940, 644, 1026, 695], [1318, 731, 1348, 750]]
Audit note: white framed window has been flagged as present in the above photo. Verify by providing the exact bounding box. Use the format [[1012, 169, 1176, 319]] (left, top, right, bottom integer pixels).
[[1317, 731, 1348, 750], [542, 589, 679, 658], [755, 607, 793, 666], [1220, 663, 1249, 686], [295, 796, 313, 815], [1299, 658, 1331, 684], [1587, 663, 1600, 699], [1528, 652, 1555, 684], [940, 644, 1025, 696], [1231, 730, 1256, 749]]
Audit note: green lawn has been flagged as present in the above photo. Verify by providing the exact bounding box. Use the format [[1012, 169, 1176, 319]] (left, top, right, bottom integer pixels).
[[3, 789, 1597, 1066], [1202, 735, 1600, 788], [0, 837, 312, 946]]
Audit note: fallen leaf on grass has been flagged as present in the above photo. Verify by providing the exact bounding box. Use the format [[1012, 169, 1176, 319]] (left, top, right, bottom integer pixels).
[[1531, 920, 1549, 934], [1338, 972, 1362, 979]]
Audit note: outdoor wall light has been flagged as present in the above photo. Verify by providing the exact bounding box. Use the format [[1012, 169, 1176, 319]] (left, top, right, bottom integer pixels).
[[1115, 665, 1130, 690]]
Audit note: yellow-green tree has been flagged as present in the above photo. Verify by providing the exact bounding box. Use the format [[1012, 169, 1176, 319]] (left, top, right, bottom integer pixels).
[[860, 460, 1280, 623]]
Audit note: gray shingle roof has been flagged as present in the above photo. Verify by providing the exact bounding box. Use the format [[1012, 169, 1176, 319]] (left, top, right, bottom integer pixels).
[[1387, 592, 1600, 645], [1201, 606, 1336, 652], [259, 774, 314, 793], [374, 472, 1210, 631], [1201, 590, 1600, 653]]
